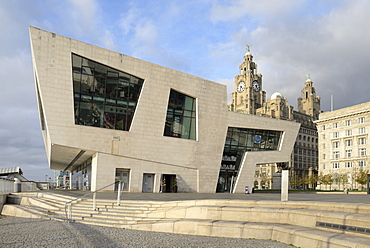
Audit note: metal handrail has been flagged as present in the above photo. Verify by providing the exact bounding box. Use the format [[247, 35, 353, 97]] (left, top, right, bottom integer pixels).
[[64, 180, 124, 222]]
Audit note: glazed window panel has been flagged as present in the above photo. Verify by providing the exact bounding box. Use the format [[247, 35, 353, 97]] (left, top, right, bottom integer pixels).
[[164, 90, 196, 140], [72, 53, 144, 131], [182, 117, 192, 139], [73, 72, 81, 93], [217, 127, 283, 192], [224, 127, 282, 152]]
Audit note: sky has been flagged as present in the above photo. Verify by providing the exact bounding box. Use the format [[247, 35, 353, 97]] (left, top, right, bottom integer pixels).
[[1, 0, 370, 181]]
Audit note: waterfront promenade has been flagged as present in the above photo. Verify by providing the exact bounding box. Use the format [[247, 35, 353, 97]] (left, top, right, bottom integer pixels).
[[0, 216, 292, 248], [41, 189, 370, 203], [1, 190, 370, 247]]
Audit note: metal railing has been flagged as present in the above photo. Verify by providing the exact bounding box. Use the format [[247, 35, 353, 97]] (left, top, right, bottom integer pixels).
[[64, 180, 124, 222]]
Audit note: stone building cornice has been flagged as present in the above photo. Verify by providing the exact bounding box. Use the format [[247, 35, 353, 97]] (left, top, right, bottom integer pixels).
[[315, 109, 370, 124]]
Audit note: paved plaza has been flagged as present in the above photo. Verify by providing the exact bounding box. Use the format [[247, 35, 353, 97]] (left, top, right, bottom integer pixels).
[[1, 190, 370, 247], [0, 216, 293, 248], [49, 190, 370, 204]]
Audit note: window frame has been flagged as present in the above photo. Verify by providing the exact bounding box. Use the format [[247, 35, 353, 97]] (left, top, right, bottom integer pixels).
[[163, 89, 197, 140], [333, 141, 340, 149], [359, 137, 366, 145]]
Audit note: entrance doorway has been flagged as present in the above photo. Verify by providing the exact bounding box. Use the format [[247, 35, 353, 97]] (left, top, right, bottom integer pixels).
[[216, 171, 237, 193], [142, 173, 155, 193], [161, 174, 177, 193], [115, 169, 130, 191]]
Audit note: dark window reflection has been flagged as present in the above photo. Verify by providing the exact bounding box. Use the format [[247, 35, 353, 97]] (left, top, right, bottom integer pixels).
[[217, 127, 283, 192], [164, 90, 196, 140], [72, 53, 144, 131]]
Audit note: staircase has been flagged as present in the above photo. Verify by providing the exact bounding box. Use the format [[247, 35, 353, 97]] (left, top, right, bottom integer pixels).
[[2, 192, 370, 248]]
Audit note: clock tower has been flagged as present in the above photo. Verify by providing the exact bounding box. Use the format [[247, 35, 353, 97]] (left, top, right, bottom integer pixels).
[[297, 75, 321, 120], [229, 47, 266, 114]]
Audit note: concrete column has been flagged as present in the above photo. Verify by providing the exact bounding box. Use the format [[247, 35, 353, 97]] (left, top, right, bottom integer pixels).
[[90, 154, 99, 191], [281, 170, 288, 202], [69, 171, 73, 190]]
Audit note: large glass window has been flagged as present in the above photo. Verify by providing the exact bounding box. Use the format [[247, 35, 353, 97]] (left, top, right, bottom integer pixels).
[[72, 53, 144, 131], [217, 127, 282, 193], [223, 127, 282, 152], [164, 89, 196, 140]]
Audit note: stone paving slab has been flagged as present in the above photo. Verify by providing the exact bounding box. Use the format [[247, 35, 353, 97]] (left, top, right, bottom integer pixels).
[[43, 190, 370, 204], [0, 216, 293, 248]]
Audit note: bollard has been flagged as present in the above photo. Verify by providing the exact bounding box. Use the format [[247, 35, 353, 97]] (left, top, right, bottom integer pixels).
[[245, 186, 250, 194], [13, 178, 21, 192]]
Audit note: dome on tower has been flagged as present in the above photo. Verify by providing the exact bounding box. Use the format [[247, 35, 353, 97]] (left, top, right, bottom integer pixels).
[[306, 78, 312, 83], [271, 92, 283, 99]]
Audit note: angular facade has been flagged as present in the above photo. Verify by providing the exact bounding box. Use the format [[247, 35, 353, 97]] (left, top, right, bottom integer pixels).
[[30, 27, 299, 193]]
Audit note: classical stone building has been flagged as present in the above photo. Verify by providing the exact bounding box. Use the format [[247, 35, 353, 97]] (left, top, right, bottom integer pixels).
[[315, 101, 370, 190], [30, 27, 299, 193], [229, 50, 266, 114], [256, 92, 293, 121], [230, 50, 321, 189], [298, 78, 321, 120]]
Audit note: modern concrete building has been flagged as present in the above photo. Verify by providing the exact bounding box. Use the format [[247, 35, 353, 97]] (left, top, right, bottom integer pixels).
[[53, 170, 70, 188], [229, 51, 320, 189], [315, 101, 370, 190], [30, 27, 299, 193], [0, 167, 27, 181]]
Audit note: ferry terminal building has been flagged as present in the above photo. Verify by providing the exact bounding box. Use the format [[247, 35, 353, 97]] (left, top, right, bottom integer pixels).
[[30, 27, 300, 193]]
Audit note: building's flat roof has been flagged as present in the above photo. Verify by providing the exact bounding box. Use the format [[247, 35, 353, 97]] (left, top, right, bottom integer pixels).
[[0, 166, 22, 176]]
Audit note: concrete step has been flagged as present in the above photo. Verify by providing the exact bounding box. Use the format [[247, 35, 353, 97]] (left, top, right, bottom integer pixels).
[[1, 204, 64, 221], [72, 217, 370, 248], [67, 202, 166, 212], [3, 193, 370, 248], [144, 204, 370, 235]]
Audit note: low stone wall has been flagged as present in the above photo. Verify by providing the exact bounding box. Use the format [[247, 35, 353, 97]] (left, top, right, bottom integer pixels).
[[0, 178, 14, 193], [0, 194, 8, 214]]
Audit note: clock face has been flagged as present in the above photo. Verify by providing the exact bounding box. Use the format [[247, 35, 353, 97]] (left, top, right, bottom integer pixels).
[[237, 81, 246, 93], [252, 81, 260, 92]]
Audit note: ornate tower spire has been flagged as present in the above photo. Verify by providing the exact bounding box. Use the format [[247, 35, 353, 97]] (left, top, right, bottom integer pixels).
[[229, 47, 266, 114], [297, 75, 321, 120]]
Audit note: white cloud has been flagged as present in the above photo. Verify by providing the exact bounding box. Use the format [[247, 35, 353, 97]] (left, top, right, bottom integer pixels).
[[226, 0, 370, 110], [1, 0, 370, 181], [98, 29, 118, 51], [118, 6, 138, 36], [134, 21, 159, 45], [67, 0, 99, 33], [117, 6, 160, 59], [209, 0, 303, 23]]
